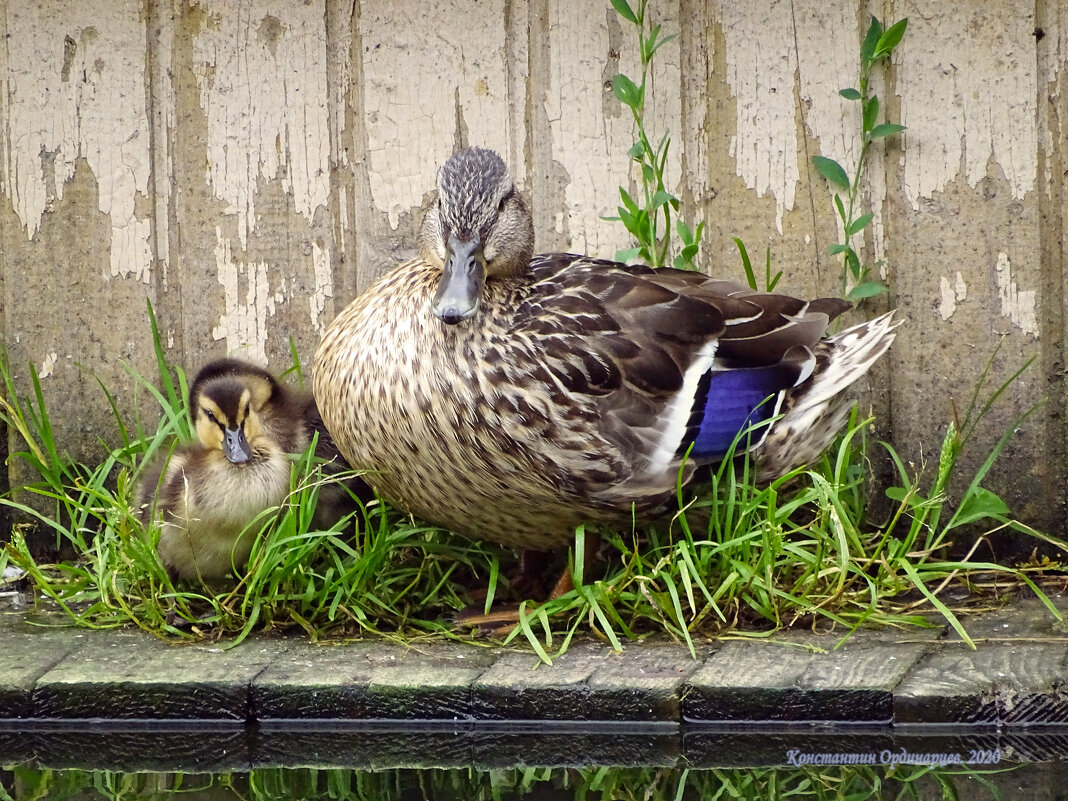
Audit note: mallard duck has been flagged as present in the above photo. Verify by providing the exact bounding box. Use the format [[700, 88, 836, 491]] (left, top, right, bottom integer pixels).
[[139, 358, 366, 581], [313, 146, 897, 557]]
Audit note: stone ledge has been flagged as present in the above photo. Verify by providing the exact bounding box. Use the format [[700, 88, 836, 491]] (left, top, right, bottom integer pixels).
[[2, 596, 1067, 728]]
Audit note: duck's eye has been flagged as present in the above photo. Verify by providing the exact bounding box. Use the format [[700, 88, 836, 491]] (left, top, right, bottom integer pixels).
[[203, 408, 218, 425], [497, 189, 513, 213]]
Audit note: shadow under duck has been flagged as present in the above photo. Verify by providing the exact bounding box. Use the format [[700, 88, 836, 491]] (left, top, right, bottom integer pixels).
[[140, 358, 366, 581], [313, 146, 897, 565]]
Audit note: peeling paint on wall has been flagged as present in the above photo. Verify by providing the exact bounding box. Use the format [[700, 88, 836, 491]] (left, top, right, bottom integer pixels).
[[544, 1, 679, 258], [1038, 4, 1068, 193], [994, 252, 1037, 337], [716, 0, 798, 233], [309, 240, 333, 337], [898, 4, 1037, 208], [0, 1, 152, 282], [361, 0, 514, 229], [191, 1, 331, 248], [795, 4, 890, 259], [210, 228, 284, 365], [938, 271, 967, 321]]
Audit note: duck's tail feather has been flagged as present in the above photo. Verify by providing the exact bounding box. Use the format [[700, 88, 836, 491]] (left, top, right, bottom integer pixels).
[[754, 310, 900, 479], [676, 310, 898, 472]]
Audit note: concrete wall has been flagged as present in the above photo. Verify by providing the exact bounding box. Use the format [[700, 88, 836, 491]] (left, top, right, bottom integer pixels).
[[1, 1, 1065, 538]]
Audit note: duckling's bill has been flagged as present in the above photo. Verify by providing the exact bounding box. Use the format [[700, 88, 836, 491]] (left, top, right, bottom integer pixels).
[[432, 233, 485, 324], [223, 426, 252, 464]]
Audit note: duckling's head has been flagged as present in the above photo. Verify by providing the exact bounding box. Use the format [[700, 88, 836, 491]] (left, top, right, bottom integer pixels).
[[189, 360, 280, 465], [418, 147, 535, 325]]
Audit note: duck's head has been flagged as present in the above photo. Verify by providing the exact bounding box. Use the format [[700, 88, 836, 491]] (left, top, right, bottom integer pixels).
[[418, 147, 535, 325], [188, 359, 280, 465]]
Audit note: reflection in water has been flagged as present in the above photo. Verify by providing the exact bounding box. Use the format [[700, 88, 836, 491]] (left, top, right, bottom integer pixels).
[[0, 764, 1054, 801]]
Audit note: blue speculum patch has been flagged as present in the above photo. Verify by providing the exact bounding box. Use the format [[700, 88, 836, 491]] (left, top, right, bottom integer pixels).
[[686, 367, 786, 461]]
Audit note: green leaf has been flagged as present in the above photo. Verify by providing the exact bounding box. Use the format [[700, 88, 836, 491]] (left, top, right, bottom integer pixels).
[[650, 189, 675, 209], [647, 31, 679, 61], [627, 140, 646, 159], [828, 243, 852, 256], [615, 246, 643, 263], [676, 218, 694, 244], [874, 18, 908, 58], [885, 486, 915, 503], [812, 156, 850, 190], [870, 123, 906, 139], [952, 487, 1010, 527], [612, 74, 642, 109], [618, 187, 639, 214], [674, 250, 699, 270], [834, 194, 847, 222], [610, 0, 638, 24], [642, 24, 663, 62], [846, 280, 888, 300], [839, 88, 862, 101], [734, 238, 758, 291], [860, 16, 883, 64], [641, 163, 656, 185], [863, 96, 880, 133], [898, 559, 975, 649], [845, 249, 861, 276], [846, 212, 874, 237]]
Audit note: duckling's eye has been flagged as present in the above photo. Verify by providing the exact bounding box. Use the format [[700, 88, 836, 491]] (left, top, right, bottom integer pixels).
[[203, 409, 218, 425]]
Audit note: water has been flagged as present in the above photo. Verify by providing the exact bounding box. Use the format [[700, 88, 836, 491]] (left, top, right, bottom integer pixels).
[[2, 723, 1065, 800]]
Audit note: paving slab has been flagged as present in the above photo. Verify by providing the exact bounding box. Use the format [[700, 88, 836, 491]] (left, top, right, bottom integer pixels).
[[31, 629, 290, 721], [894, 643, 1068, 725], [683, 628, 939, 723], [469, 640, 607, 721], [585, 641, 705, 721], [252, 639, 497, 720], [0, 614, 89, 718]]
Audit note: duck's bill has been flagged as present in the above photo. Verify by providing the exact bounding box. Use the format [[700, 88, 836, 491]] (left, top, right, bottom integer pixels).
[[432, 234, 486, 325], [224, 427, 253, 464]]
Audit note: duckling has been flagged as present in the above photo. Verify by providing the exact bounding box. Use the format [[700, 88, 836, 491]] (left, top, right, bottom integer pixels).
[[313, 147, 898, 617], [139, 358, 365, 582]]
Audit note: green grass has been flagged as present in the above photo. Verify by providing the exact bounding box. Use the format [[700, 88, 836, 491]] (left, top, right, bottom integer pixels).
[[0, 306, 1063, 660]]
